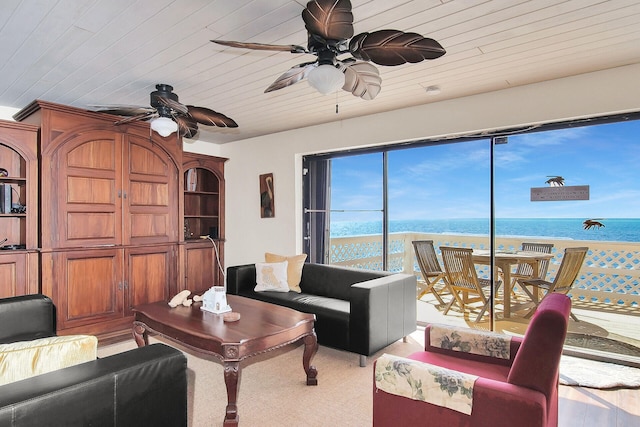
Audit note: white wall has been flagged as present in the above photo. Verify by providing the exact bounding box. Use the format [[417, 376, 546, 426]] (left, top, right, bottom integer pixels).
[[217, 64, 640, 268], [0, 106, 20, 121]]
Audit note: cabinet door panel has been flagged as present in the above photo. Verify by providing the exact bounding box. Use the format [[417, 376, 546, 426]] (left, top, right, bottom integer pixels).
[[124, 135, 178, 245], [185, 245, 215, 295], [125, 245, 175, 315], [45, 131, 123, 248], [52, 249, 123, 330], [0, 253, 26, 298]]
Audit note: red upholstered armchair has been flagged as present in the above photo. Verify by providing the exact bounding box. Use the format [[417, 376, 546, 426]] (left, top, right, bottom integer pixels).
[[373, 293, 571, 427]]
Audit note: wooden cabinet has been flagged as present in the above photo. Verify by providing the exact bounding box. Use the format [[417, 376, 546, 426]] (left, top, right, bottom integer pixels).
[[41, 245, 175, 337], [180, 153, 227, 294], [15, 101, 183, 338], [0, 120, 39, 297]]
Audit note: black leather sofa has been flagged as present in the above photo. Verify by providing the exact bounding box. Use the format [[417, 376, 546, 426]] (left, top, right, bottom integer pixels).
[[227, 263, 417, 366], [0, 294, 188, 427]]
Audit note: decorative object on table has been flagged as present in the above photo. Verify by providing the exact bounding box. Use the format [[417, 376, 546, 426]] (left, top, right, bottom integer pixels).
[[260, 173, 275, 218], [168, 290, 192, 308], [201, 286, 232, 314], [223, 312, 241, 322], [212, 0, 445, 99], [0, 168, 8, 177], [90, 83, 238, 138]]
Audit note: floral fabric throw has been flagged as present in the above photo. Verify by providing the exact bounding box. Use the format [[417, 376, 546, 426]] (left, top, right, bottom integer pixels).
[[429, 324, 511, 359], [375, 353, 478, 415]]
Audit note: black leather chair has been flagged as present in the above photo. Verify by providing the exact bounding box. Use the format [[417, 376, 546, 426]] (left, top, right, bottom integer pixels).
[[0, 294, 188, 427]]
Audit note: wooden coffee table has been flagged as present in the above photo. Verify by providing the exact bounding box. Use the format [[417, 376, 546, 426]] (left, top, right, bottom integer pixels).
[[132, 294, 318, 426]]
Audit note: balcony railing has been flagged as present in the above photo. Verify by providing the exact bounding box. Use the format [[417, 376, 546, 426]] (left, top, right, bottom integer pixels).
[[330, 232, 640, 309]]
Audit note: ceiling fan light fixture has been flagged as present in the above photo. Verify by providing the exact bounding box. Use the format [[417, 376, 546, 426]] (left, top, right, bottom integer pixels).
[[307, 64, 345, 95], [150, 116, 178, 137]]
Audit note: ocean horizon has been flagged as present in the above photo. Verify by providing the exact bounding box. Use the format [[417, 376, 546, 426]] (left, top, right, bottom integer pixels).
[[330, 218, 640, 242]]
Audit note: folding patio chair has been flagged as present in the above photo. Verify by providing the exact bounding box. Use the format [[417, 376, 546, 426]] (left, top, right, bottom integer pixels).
[[510, 242, 554, 295], [440, 246, 502, 322], [412, 240, 450, 305], [518, 246, 588, 321]]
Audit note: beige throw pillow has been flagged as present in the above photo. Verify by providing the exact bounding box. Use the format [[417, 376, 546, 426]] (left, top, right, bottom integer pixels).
[[254, 261, 290, 292], [0, 335, 98, 386], [264, 253, 307, 293]]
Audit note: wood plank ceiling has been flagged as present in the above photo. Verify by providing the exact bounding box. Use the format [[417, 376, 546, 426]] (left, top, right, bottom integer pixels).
[[1, 0, 639, 144]]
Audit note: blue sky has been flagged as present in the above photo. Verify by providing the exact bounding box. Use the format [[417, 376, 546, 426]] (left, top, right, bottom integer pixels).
[[330, 119, 640, 222]]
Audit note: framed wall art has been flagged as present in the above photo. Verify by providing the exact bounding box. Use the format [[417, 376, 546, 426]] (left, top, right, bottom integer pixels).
[[259, 173, 275, 218]]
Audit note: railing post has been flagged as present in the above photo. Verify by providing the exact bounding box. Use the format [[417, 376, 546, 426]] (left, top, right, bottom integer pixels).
[[402, 233, 415, 275]]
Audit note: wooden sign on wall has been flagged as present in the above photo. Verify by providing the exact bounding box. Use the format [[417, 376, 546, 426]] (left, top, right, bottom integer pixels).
[[530, 185, 589, 201]]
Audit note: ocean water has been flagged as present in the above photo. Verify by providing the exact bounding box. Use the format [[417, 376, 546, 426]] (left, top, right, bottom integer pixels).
[[330, 218, 640, 242]]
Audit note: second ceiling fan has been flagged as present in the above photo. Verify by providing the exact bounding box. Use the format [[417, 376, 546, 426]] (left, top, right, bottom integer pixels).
[[93, 84, 238, 138], [212, 0, 446, 100]]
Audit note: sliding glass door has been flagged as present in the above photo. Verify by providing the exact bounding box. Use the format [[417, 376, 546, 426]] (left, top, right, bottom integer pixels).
[[303, 114, 640, 362]]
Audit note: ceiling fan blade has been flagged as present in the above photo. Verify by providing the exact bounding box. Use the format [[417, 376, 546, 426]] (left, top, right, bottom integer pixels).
[[90, 104, 156, 116], [156, 96, 189, 115], [212, 39, 307, 54], [187, 106, 238, 128], [176, 116, 199, 138], [349, 30, 446, 66], [265, 62, 317, 93], [114, 112, 159, 125], [340, 61, 381, 100], [302, 0, 354, 43]]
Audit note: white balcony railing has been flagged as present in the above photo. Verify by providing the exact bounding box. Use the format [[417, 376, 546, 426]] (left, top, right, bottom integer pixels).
[[330, 232, 640, 309]]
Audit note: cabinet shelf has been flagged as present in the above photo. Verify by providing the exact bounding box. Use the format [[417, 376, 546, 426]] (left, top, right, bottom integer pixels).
[[182, 154, 226, 294], [184, 190, 219, 196], [0, 177, 26, 184], [0, 119, 39, 297]]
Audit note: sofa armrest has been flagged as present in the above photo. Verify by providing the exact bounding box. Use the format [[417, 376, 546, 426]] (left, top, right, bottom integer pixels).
[[373, 368, 547, 427], [0, 294, 56, 344], [226, 264, 257, 295], [350, 273, 417, 356], [425, 324, 522, 367], [0, 343, 187, 427]]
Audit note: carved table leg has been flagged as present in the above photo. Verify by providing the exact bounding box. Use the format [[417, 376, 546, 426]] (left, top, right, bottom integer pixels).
[[132, 322, 149, 347], [223, 361, 241, 426], [303, 333, 318, 386]]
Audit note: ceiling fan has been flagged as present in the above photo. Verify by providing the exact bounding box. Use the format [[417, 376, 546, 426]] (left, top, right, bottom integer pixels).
[[91, 84, 238, 138], [212, 0, 446, 100]]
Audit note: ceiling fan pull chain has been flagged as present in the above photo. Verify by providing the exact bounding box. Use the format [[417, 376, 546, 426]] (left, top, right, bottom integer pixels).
[[335, 90, 339, 114]]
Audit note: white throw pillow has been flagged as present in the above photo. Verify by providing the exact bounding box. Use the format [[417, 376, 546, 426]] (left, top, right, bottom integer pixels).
[[254, 261, 290, 292]]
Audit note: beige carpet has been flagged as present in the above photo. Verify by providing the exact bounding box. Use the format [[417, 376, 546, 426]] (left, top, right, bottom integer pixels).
[[99, 328, 640, 426], [98, 330, 425, 427]]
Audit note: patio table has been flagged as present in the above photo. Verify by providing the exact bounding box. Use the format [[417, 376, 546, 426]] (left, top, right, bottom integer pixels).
[[472, 249, 554, 318]]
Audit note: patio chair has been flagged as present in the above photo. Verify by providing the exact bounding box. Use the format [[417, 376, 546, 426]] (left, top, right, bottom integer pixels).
[[518, 246, 588, 321], [412, 240, 450, 305], [440, 246, 502, 322], [510, 242, 554, 294]]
